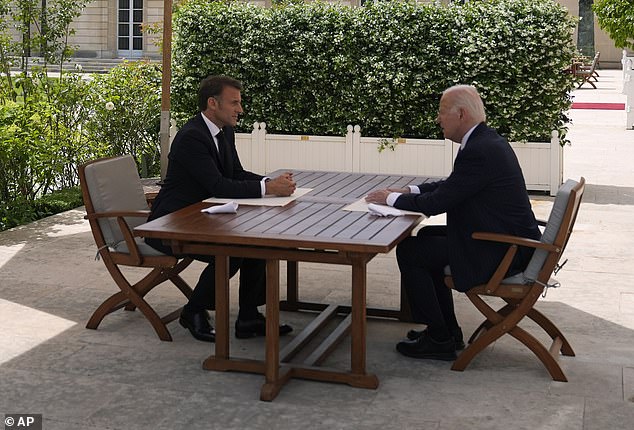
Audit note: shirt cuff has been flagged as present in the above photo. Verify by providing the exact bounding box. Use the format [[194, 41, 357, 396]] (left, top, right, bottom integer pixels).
[[386, 192, 401, 207], [409, 185, 420, 194], [260, 177, 270, 196]]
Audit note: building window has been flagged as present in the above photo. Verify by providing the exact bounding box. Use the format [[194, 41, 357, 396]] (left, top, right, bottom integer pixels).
[[118, 0, 143, 56]]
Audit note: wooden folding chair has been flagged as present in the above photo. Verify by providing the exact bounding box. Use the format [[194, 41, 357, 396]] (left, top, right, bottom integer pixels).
[[574, 52, 600, 89], [79, 155, 193, 341], [445, 178, 585, 381]]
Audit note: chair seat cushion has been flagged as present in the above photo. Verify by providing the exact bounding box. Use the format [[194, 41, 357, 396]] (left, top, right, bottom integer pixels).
[[445, 265, 531, 285], [501, 272, 528, 284], [112, 238, 166, 257]]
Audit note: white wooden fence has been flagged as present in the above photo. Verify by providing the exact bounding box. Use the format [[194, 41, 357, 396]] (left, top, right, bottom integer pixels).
[[623, 50, 634, 130], [234, 123, 563, 195]]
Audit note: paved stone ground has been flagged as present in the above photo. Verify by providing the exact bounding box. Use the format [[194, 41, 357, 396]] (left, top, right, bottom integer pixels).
[[0, 70, 633, 429]]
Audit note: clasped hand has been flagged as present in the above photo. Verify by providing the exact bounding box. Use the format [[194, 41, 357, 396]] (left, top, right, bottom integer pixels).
[[265, 172, 296, 196]]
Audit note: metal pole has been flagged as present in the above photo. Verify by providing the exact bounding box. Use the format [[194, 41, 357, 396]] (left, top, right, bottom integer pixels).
[[159, 0, 173, 180]]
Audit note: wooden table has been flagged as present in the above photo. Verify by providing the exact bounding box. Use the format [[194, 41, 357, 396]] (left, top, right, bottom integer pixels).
[[135, 170, 433, 401]]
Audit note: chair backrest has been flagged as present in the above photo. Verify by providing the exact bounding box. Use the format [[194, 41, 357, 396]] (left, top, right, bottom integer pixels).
[[79, 155, 149, 248], [521, 177, 585, 283]]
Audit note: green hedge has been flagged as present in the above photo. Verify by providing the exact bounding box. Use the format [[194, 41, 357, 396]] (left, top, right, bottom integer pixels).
[[172, 0, 577, 142], [0, 186, 83, 231]]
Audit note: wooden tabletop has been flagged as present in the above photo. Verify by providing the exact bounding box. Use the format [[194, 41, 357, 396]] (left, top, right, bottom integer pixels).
[[135, 170, 435, 253]]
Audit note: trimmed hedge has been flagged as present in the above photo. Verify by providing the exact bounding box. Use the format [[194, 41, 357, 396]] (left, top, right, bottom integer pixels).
[[172, 0, 577, 142], [0, 186, 83, 232]]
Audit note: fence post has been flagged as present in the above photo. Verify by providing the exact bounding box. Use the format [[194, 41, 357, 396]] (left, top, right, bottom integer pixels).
[[254, 122, 267, 173], [345, 125, 354, 172], [242, 122, 263, 173], [623, 50, 633, 96], [625, 85, 634, 130], [169, 119, 178, 145], [550, 130, 563, 196], [352, 125, 361, 173], [444, 139, 455, 176], [624, 57, 634, 130]]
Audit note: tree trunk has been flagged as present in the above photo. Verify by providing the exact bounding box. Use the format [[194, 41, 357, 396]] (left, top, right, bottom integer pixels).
[[577, 0, 595, 57]]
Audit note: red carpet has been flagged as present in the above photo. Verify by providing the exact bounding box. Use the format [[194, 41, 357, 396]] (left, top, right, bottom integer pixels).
[[571, 102, 625, 110]]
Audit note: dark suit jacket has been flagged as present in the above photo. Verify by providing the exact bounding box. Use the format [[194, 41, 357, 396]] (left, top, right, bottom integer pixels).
[[394, 123, 541, 292], [149, 113, 264, 221]]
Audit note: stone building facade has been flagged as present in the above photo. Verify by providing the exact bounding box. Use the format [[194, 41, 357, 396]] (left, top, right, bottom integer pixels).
[[64, 0, 622, 66]]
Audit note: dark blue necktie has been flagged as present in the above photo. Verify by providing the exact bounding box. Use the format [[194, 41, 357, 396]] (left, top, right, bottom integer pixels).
[[216, 130, 226, 168]]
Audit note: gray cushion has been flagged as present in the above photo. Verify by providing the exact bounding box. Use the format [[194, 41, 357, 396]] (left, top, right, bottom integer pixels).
[[501, 272, 526, 284], [509, 179, 578, 284], [113, 237, 166, 256], [84, 155, 160, 256]]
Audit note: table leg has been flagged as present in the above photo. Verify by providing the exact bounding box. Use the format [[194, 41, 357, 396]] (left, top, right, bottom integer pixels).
[[284, 260, 299, 310], [261, 259, 283, 401], [203, 254, 230, 370], [350, 255, 379, 389]]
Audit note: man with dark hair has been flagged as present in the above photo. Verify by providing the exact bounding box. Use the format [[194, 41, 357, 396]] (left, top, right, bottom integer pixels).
[[366, 85, 541, 361], [146, 75, 296, 342]]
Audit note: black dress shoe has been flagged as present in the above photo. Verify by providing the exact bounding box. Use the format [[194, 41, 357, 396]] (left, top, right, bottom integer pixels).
[[235, 314, 293, 339], [396, 332, 457, 361], [179, 309, 215, 342], [406, 326, 465, 350]]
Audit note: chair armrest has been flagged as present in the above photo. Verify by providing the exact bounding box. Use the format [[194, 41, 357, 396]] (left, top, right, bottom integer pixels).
[[85, 210, 150, 265], [472, 231, 559, 252], [468, 231, 556, 294], [85, 210, 150, 220]]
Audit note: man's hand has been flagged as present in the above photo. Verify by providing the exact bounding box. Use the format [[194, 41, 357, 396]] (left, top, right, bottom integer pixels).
[[365, 187, 409, 205], [265, 172, 296, 196], [365, 189, 391, 205]]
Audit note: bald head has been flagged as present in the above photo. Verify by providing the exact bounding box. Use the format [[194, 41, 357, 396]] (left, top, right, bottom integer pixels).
[[443, 85, 486, 123], [436, 85, 486, 143]]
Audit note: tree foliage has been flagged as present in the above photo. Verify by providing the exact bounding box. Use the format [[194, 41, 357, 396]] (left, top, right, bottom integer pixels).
[[0, 2, 161, 230], [593, 0, 634, 50]]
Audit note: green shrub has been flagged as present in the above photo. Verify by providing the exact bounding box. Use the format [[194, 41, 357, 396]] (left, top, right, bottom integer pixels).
[[0, 72, 93, 202], [0, 61, 160, 231], [172, 0, 577, 143], [0, 0, 155, 231], [0, 186, 82, 231], [32, 186, 83, 218], [83, 61, 163, 177], [0, 197, 36, 232]]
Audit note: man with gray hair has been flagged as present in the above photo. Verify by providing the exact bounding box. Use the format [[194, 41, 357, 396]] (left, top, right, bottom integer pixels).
[[366, 85, 541, 360]]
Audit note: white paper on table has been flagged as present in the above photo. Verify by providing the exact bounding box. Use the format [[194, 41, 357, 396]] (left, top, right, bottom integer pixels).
[[203, 187, 313, 207], [343, 198, 426, 218], [201, 201, 238, 214]]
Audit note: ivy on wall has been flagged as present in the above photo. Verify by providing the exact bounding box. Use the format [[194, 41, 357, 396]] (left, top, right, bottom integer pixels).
[[171, 0, 577, 142]]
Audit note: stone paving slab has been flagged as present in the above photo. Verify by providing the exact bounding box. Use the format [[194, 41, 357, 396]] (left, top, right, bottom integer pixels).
[[1, 70, 633, 429]]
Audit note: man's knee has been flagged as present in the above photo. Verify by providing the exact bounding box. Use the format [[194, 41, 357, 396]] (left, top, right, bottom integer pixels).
[[396, 236, 419, 265]]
